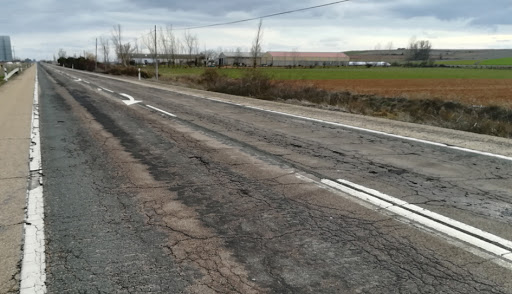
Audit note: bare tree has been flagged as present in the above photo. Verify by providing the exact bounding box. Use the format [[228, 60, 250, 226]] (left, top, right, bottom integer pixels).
[[158, 27, 169, 65], [111, 24, 136, 66], [85, 52, 95, 61], [291, 48, 299, 67], [406, 38, 432, 61], [58, 48, 67, 59], [250, 19, 263, 68], [385, 41, 394, 50], [234, 47, 242, 67], [162, 25, 178, 66], [99, 37, 110, 65], [143, 28, 157, 58], [183, 30, 198, 65], [202, 48, 217, 66]]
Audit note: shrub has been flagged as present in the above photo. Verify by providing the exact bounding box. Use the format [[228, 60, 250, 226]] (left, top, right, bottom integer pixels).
[[105, 66, 153, 78]]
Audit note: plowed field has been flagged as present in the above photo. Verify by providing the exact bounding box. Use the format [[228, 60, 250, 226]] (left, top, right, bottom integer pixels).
[[296, 79, 512, 108]]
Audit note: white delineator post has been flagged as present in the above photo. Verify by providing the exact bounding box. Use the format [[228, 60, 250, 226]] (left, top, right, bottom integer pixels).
[[138, 68, 141, 80]]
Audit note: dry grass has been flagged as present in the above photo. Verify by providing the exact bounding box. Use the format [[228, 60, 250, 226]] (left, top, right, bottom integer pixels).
[[196, 69, 512, 138], [304, 79, 512, 109]]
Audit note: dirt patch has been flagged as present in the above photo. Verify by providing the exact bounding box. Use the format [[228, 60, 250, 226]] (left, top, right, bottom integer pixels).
[[296, 79, 512, 109]]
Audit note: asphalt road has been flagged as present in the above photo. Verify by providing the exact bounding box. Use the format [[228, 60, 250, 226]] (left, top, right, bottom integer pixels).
[[37, 63, 512, 293]]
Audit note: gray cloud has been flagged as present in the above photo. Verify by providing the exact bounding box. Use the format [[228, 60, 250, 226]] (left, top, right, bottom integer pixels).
[[3, 0, 512, 60], [382, 0, 512, 25]]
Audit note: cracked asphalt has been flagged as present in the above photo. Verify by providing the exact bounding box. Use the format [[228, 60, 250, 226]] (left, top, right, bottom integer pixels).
[[38, 64, 512, 293]]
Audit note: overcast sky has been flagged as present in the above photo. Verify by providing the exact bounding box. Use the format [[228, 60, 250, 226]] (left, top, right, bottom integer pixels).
[[2, 0, 511, 60]]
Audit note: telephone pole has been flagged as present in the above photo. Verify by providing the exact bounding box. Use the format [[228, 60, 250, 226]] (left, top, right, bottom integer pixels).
[[155, 25, 158, 81]]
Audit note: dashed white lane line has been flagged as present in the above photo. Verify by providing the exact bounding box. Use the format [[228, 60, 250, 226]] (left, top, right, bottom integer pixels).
[[321, 178, 512, 265], [100, 87, 114, 93], [146, 105, 177, 117], [20, 66, 46, 294]]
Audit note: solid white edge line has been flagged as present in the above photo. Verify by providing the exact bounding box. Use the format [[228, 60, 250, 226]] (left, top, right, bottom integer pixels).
[[52, 66, 512, 162], [321, 179, 512, 264], [195, 96, 512, 162], [146, 105, 177, 117], [20, 65, 47, 293]]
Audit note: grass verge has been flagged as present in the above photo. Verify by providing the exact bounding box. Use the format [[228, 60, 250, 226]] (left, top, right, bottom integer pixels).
[[148, 65, 512, 80]]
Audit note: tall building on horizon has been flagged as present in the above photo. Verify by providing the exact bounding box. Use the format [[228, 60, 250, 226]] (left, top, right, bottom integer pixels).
[[0, 36, 13, 62]]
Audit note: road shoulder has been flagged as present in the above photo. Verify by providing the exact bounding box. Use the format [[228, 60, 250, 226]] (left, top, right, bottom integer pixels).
[[0, 66, 36, 293]]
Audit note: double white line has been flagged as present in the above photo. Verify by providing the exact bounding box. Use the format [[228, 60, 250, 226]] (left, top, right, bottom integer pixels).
[[322, 178, 512, 264]]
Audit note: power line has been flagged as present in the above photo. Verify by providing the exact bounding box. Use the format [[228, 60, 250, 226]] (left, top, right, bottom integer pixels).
[[180, 0, 351, 30]]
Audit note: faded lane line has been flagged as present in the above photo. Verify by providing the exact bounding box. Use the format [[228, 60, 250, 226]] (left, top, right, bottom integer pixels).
[[20, 66, 46, 294], [100, 87, 114, 93], [321, 179, 512, 265], [146, 105, 177, 117]]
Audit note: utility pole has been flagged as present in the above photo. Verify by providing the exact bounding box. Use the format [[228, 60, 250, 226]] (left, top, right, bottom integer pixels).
[[95, 38, 98, 71], [155, 25, 158, 81]]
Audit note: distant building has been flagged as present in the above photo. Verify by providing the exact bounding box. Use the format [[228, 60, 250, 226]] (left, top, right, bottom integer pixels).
[[262, 52, 350, 67], [0, 36, 13, 62], [218, 52, 263, 67], [131, 53, 205, 66]]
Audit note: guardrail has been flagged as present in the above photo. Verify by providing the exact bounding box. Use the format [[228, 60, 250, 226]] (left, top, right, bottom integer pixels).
[[3, 67, 20, 81]]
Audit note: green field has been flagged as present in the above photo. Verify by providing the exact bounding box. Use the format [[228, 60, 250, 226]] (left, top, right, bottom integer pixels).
[[152, 66, 512, 80], [436, 57, 512, 66], [435, 60, 481, 65], [480, 57, 512, 65]]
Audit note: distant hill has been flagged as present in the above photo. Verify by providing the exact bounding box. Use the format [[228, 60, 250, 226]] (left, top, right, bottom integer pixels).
[[345, 49, 512, 63]]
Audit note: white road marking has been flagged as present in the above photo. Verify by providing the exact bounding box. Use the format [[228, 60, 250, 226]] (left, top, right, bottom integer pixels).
[[51, 66, 512, 162], [100, 87, 114, 93], [321, 178, 512, 264], [83, 80, 90, 84], [97, 88, 102, 91], [20, 66, 47, 294], [74, 78, 82, 82], [120, 93, 142, 106], [146, 105, 177, 117], [195, 96, 512, 162]]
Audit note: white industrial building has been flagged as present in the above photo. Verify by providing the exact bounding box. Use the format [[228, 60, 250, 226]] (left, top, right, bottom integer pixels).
[[218, 52, 263, 67], [261, 52, 350, 67], [131, 53, 205, 66]]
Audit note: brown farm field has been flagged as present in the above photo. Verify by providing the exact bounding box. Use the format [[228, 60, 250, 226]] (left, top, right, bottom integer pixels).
[[288, 79, 512, 109]]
